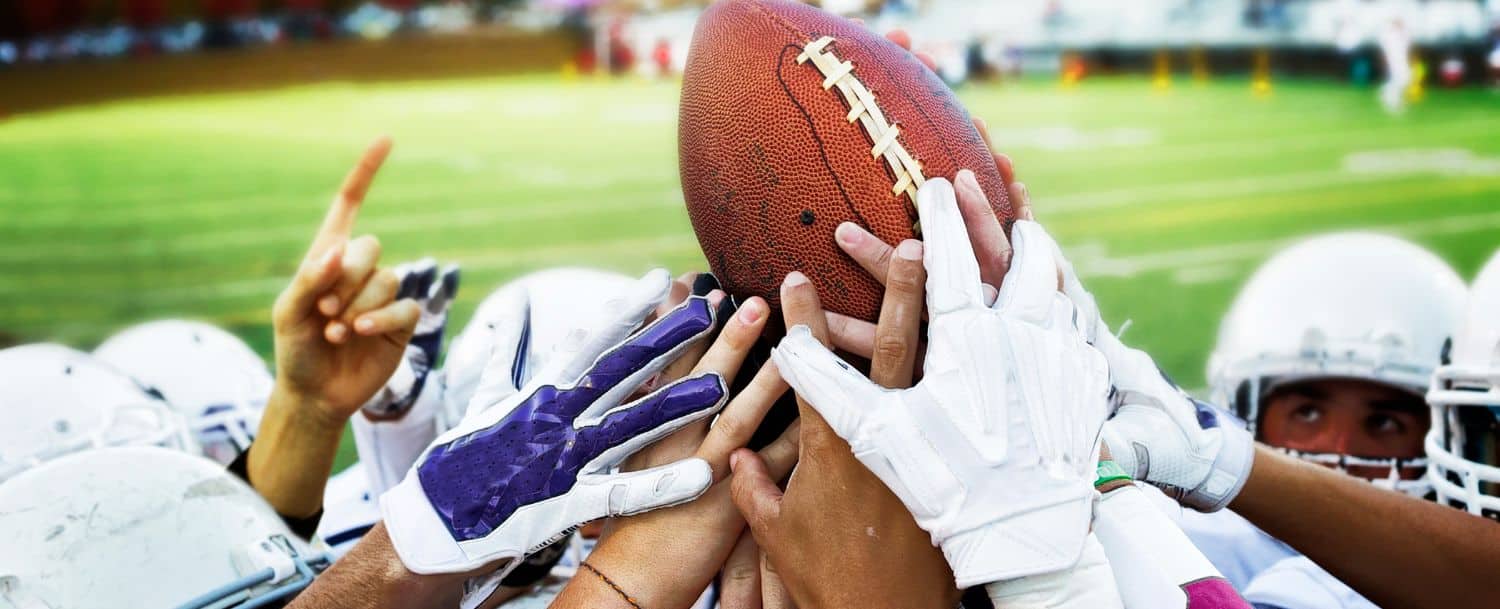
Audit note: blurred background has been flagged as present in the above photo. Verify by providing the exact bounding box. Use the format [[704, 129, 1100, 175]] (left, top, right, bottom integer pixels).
[[1, 0, 1497, 467]]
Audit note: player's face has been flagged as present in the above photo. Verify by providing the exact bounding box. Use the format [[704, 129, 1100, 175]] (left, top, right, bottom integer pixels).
[[1259, 378, 1429, 481]]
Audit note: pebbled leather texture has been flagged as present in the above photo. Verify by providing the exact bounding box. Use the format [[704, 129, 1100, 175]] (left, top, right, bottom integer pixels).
[[679, 0, 1010, 322]]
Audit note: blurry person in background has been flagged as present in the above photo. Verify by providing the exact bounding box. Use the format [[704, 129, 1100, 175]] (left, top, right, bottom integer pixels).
[[283, 0, 335, 41], [1378, 16, 1412, 113], [1489, 17, 1500, 87], [123, 0, 166, 55], [203, 0, 254, 48], [18, 0, 86, 62], [93, 319, 275, 466]]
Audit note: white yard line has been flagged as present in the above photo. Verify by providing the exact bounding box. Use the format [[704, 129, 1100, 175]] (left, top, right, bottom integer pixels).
[[1071, 208, 1500, 281]]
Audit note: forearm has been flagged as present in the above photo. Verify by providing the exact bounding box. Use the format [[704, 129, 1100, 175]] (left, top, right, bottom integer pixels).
[[1094, 484, 1246, 608], [289, 522, 465, 609], [548, 560, 650, 609], [1231, 444, 1500, 609], [249, 386, 347, 518], [585, 491, 746, 609]]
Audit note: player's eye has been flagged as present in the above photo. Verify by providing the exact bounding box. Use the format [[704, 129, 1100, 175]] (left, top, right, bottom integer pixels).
[[1293, 403, 1322, 424], [1367, 414, 1406, 435]]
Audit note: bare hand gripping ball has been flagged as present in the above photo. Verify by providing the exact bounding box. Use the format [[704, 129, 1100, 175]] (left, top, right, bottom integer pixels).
[[678, 0, 1011, 322]]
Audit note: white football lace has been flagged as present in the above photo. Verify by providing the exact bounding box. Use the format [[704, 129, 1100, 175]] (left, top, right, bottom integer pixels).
[[797, 36, 927, 233]]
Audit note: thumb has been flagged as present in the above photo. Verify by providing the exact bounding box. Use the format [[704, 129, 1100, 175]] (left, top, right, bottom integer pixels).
[[729, 448, 784, 544], [276, 243, 344, 326], [593, 457, 713, 517], [1100, 413, 1147, 479]]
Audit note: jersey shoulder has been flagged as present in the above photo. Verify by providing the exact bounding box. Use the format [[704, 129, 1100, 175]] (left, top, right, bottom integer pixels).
[[1242, 556, 1377, 609]]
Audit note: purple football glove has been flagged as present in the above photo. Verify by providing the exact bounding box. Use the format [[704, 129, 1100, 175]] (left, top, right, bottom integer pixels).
[[381, 269, 727, 576]]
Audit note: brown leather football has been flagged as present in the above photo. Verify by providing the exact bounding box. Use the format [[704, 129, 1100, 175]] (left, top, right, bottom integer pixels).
[[678, 0, 1011, 322]]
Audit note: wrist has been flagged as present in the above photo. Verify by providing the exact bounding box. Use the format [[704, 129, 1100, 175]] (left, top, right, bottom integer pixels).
[[246, 385, 347, 519], [1093, 460, 1133, 494], [585, 527, 688, 608], [266, 384, 349, 436]]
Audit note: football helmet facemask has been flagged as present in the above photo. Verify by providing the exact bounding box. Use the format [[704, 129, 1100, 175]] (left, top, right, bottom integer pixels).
[[1427, 250, 1500, 519]]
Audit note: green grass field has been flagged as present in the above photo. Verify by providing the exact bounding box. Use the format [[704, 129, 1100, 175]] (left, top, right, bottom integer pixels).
[[2, 74, 1498, 470]]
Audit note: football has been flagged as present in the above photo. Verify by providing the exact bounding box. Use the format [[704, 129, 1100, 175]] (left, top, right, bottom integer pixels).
[[678, 0, 1011, 322]]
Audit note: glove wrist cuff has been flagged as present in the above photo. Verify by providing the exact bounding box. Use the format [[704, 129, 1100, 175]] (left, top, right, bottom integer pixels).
[[382, 475, 521, 575], [1187, 421, 1255, 512], [942, 490, 1097, 588]]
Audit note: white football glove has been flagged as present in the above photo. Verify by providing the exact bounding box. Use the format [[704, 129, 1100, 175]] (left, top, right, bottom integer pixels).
[[1055, 243, 1254, 512], [381, 269, 728, 576], [361, 259, 460, 418], [771, 179, 1111, 587]]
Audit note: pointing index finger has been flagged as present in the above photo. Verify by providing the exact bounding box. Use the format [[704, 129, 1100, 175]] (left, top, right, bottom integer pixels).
[[308, 136, 392, 260]]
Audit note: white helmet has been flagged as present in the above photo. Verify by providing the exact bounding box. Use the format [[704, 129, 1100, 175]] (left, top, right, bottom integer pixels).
[[0, 446, 330, 609], [1208, 232, 1467, 495], [1427, 250, 1500, 518], [0, 343, 195, 481], [94, 320, 274, 465], [440, 268, 636, 430]]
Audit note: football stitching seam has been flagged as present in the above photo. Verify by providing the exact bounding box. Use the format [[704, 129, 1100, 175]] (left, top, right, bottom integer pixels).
[[797, 36, 926, 234], [774, 44, 869, 235]]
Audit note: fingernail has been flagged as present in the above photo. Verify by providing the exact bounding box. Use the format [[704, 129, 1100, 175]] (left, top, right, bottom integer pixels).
[[956, 170, 982, 195], [783, 271, 808, 288], [738, 298, 766, 324], [328, 323, 347, 342], [896, 240, 923, 261], [982, 283, 998, 307], [356, 318, 375, 333], [1017, 182, 1029, 203], [707, 289, 726, 308], [319, 295, 339, 315], [730, 451, 742, 471], [834, 222, 862, 247]]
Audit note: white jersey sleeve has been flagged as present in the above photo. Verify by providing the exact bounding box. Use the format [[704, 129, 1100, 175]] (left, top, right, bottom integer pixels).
[[1146, 486, 1297, 590], [350, 371, 446, 497], [315, 464, 381, 558], [1241, 556, 1378, 609], [1095, 484, 1247, 609]]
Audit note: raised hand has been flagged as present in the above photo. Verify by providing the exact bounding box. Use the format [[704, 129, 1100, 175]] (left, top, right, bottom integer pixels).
[[271, 137, 421, 423], [250, 137, 421, 519]]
